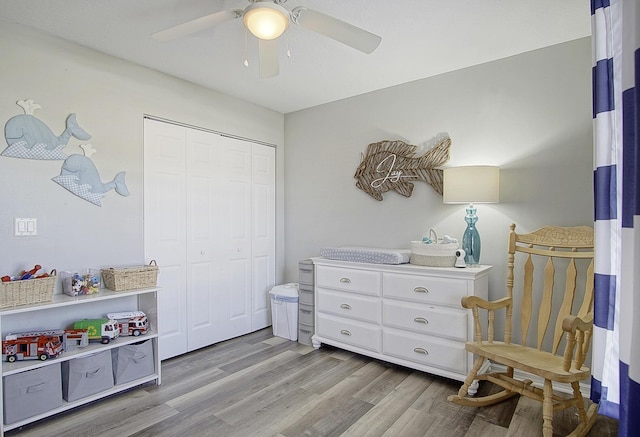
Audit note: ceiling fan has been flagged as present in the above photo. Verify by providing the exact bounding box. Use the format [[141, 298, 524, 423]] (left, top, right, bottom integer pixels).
[[151, 0, 382, 78]]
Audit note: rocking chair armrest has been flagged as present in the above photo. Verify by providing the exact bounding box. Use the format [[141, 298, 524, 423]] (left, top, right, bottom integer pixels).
[[461, 295, 511, 311], [562, 312, 594, 371], [462, 296, 512, 344], [562, 312, 594, 334]]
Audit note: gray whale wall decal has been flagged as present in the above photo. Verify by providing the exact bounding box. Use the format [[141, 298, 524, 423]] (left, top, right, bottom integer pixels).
[[3, 99, 91, 160], [52, 144, 129, 206]]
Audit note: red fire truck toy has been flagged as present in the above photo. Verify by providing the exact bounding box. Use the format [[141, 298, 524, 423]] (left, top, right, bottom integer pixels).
[[106, 311, 148, 337], [2, 331, 64, 362]]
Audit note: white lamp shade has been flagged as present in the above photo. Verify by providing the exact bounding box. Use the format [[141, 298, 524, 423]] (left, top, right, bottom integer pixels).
[[443, 166, 500, 204], [243, 3, 289, 40]]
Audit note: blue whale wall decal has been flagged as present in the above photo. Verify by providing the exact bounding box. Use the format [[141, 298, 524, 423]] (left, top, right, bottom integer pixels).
[[52, 144, 129, 206], [3, 99, 91, 160]]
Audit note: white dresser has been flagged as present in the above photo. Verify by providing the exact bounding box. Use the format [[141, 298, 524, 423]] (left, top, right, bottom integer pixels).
[[311, 258, 491, 382]]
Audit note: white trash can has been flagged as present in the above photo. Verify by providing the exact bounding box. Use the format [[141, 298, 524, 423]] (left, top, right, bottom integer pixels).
[[269, 283, 299, 341]]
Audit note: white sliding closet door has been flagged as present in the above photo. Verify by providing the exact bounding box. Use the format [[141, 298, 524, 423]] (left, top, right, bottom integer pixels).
[[185, 128, 232, 351], [251, 145, 276, 328], [144, 118, 275, 360], [201, 135, 254, 346], [143, 119, 188, 360]]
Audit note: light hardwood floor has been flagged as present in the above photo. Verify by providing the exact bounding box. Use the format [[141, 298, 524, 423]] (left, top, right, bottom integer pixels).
[[6, 329, 618, 436]]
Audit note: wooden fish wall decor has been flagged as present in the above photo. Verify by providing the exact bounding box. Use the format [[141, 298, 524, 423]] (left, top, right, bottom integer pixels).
[[354, 133, 451, 201]]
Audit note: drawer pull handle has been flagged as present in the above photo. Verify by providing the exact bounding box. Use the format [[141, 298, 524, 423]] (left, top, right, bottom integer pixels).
[[413, 317, 429, 324], [413, 347, 429, 355], [340, 304, 352, 310], [340, 277, 351, 284], [414, 287, 429, 293], [340, 329, 352, 336]]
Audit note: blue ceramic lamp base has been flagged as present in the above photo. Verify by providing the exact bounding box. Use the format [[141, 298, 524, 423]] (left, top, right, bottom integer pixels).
[[461, 204, 481, 265]]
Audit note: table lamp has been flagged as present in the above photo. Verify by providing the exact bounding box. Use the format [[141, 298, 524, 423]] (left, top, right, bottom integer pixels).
[[443, 166, 500, 265]]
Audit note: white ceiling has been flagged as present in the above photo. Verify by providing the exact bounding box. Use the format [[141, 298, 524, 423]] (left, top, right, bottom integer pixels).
[[0, 0, 591, 114]]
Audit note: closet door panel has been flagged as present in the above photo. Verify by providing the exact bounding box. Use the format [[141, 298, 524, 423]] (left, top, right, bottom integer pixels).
[[251, 144, 276, 329], [189, 261, 214, 328], [144, 119, 188, 360], [156, 264, 186, 359], [223, 141, 253, 337], [252, 254, 271, 329], [229, 258, 251, 320], [186, 129, 223, 350]]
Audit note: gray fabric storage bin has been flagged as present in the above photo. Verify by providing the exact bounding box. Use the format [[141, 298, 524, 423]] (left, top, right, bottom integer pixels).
[[112, 340, 154, 385], [298, 283, 314, 305], [298, 259, 314, 285], [298, 323, 314, 346], [298, 303, 314, 325], [3, 363, 62, 425], [62, 350, 113, 402]]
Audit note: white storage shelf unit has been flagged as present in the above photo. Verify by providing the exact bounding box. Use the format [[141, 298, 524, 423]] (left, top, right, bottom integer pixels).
[[0, 287, 160, 434], [311, 258, 491, 383]]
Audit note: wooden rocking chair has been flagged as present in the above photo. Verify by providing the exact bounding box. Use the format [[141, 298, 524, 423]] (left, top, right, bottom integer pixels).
[[448, 224, 598, 437]]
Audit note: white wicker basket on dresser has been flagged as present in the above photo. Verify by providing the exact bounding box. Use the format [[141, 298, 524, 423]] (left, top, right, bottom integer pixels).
[[310, 257, 491, 387]]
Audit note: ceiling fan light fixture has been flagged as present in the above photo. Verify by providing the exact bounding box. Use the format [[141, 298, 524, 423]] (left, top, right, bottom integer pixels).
[[243, 2, 289, 40]]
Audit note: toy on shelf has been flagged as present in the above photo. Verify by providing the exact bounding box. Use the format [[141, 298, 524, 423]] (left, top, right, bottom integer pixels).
[[61, 270, 100, 296], [107, 311, 148, 337], [1, 328, 93, 362], [18, 264, 41, 280], [62, 329, 89, 350], [70, 311, 148, 345], [2, 330, 64, 362], [73, 318, 119, 344], [1, 264, 51, 282]]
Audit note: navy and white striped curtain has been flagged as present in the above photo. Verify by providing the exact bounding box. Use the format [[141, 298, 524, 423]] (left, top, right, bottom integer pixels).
[[592, 0, 640, 435]]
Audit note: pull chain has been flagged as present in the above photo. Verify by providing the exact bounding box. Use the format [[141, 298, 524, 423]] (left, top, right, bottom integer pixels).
[[243, 28, 249, 67]]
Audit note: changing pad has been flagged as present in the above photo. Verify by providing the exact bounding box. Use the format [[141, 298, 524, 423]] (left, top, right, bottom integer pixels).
[[320, 247, 411, 265]]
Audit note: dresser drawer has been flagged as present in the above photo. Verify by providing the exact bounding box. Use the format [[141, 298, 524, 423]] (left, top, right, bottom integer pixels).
[[316, 266, 381, 296], [382, 300, 467, 341], [317, 289, 380, 323], [317, 313, 381, 352], [383, 272, 467, 306], [382, 329, 467, 373]]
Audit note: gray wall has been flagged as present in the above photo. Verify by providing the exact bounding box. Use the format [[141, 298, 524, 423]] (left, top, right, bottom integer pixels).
[[1, 19, 593, 317], [0, 22, 285, 288], [284, 37, 593, 302]]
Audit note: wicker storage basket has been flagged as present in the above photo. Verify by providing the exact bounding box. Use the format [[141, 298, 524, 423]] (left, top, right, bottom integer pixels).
[[0, 270, 56, 308], [410, 230, 459, 267], [101, 260, 158, 292]]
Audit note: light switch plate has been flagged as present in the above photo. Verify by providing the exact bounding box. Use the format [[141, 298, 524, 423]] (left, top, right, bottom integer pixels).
[[15, 218, 37, 236]]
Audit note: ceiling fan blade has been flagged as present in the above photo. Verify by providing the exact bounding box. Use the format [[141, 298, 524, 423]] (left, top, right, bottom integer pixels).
[[151, 10, 241, 42], [292, 7, 381, 54], [259, 38, 280, 79]]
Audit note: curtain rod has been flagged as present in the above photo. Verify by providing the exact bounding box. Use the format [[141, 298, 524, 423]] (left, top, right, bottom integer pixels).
[[144, 114, 277, 148]]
